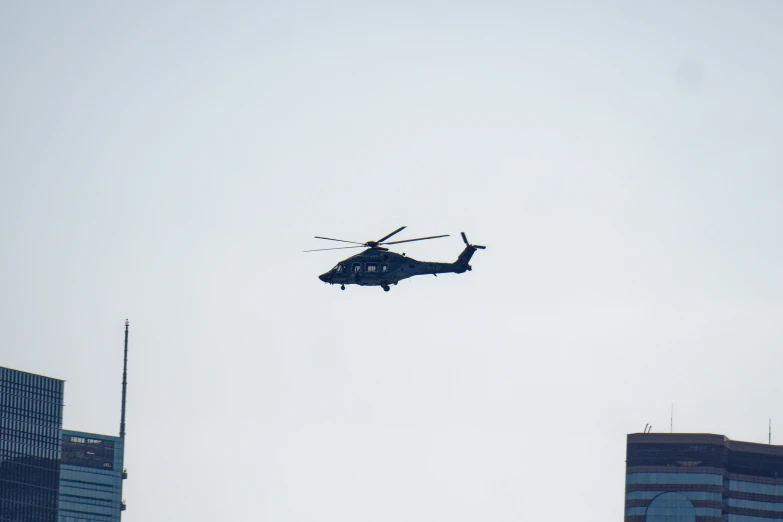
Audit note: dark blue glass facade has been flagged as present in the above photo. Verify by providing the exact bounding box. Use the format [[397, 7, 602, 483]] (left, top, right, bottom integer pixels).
[[58, 430, 124, 522], [626, 433, 783, 521], [0, 366, 64, 522]]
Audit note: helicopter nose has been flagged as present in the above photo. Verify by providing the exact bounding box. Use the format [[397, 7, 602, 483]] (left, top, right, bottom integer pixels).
[[319, 273, 329, 282]]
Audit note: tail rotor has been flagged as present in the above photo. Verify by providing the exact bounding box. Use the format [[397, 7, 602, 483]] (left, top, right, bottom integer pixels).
[[455, 231, 485, 271], [461, 232, 486, 250]]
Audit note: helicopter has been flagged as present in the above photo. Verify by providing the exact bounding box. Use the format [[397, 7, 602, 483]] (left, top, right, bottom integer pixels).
[[305, 226, 485, 291]]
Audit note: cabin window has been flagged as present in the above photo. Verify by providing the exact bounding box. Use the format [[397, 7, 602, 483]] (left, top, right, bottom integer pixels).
[[366, 263, 378, 272], [381, 263, 388, 272], [352, 263, 361, 273]]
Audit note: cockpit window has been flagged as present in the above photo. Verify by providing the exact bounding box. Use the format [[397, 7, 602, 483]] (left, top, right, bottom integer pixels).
[[333, 264, 344, 273]]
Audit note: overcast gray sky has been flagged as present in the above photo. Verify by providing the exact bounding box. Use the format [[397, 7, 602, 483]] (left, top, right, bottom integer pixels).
[[2, 1, 782, 520]]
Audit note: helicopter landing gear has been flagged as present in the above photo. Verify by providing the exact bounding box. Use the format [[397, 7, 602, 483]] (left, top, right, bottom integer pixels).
[[340, 285, 345, 290], [382, 284, 390, 292]]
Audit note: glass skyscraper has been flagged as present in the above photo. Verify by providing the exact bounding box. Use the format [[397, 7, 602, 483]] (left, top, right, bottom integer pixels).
[[57, 430, 125, 522], [625, 432, 783, 521], [0, 366, 64, 522]]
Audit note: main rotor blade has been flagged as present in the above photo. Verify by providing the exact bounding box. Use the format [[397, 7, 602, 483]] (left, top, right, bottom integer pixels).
[[304, 245, 366, 252], [383, 234, 450, 245], [376, 226, 407, 243], [314, 236, 366, 246]]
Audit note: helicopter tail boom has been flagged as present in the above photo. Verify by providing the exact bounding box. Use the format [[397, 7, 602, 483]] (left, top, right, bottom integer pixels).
[[454, 232, 485, 271], [455, 246, 478, 269]]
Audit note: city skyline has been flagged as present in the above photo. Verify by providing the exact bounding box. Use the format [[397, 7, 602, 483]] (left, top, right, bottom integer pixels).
[[3, 2, 783, 520], [1, 322, 129, 521]]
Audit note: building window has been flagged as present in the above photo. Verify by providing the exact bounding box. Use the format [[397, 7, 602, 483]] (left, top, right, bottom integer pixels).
[[645, 492, 696, 522]]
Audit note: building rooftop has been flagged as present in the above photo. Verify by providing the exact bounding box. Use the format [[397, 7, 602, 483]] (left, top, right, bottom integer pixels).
[[628, 432, 783, 456], [0, 365, 64, 381]]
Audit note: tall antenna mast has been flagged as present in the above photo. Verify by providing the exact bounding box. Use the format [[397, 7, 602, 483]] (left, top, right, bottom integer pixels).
[[120, 319, 129, 439]]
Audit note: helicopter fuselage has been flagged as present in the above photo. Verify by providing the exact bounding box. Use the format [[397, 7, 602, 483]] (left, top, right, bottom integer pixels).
[[318, 244, 479, 291]]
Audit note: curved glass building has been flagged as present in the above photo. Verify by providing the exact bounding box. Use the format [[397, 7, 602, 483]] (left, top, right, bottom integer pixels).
[[626, 433, 783, 521]]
